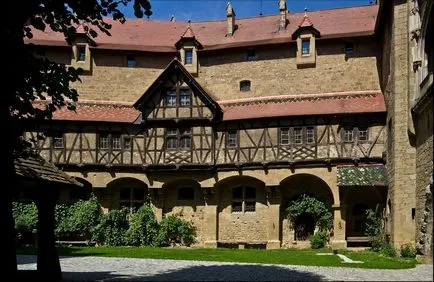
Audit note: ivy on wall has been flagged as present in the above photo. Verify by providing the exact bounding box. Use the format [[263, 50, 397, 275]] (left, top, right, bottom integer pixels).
[[285, 194, 333, 231]]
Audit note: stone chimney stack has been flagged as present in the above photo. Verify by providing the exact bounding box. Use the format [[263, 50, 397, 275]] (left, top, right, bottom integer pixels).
[[226, 2, 236, 37], [279, 0, 287, 31]]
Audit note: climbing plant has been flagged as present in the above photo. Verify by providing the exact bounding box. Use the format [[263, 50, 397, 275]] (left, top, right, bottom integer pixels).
[[285, 194, 333, 231]]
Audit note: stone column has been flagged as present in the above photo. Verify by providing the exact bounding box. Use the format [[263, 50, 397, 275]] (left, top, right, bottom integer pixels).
[[331, 204, 347, 249], [203, 188, 218, 248], [150, 188, 164, 222], [266, 186, 281, 249]]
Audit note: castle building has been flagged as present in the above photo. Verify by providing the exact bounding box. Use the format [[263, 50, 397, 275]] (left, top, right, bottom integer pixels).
[[24, 0, 432, 253]]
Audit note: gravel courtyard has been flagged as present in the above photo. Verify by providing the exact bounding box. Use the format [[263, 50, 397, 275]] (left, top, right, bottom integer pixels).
[[17, 255, 433, 281]]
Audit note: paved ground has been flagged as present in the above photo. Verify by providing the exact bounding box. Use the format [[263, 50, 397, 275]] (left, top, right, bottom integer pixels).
[[17, 255, 433, 281]]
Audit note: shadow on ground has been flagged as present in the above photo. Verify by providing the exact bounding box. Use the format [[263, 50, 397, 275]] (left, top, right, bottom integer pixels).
[[19, 264, 326, 281]]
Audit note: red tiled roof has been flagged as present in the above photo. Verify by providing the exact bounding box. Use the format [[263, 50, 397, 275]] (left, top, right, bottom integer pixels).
[[299, 15, 314, 27], [26, 5, 378, 52], [220, 90, 385, 121], [181, 25, 196, 38], [45, 90, 385, 123], [51, 101, 140, 123]]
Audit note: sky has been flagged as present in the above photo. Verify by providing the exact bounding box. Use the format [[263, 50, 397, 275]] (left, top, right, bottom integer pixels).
[[119, 0, 377, 22]]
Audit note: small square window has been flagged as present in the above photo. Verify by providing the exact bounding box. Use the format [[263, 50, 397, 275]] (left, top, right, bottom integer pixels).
[[245, 201, 256, 212], [99, 134, 109, 150], [185, 49, 193, 65], [227, 131, 238, 148], [358, 128, 369, 142], [280, 128, 290, 145], [77, 46, 86, 62], [179, 136, 191, 149], [53, 134, 64, 149], [306, 127, 315, 144], [180, 89, 191, 106], [302, 39, 310, 55], [343, 128, 354, 142], [231, 202, 242, 213], [247, 49, 255, 61], [165, 89, 177, 107], [112, 135, 122, 150], [127, 55, 136, 68], [240, 80, 251, 92], [344, 43, 354, 55], [166, 129, 178, 149], [293, 128, 303, 144]]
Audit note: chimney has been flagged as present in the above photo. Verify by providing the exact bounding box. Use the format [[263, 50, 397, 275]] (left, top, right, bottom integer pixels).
[[226, 2, 236, 37], [170, 15, 176, 22], [279, 0, 287, 31]]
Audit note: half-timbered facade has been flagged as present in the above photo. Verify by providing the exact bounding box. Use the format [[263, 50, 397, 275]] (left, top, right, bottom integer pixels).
[[25, 1, 393, 249]]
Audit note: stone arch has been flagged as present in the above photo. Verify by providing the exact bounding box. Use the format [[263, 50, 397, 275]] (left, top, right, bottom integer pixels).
[[215, 176, 269, 244], [279, 173, 334, 247], [106, 177, 149, 210]]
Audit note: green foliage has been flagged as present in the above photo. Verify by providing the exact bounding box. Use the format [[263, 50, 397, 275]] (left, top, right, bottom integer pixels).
[[400, 243, 416, 258], [93, 208, 130, 246], [285, 194, 333, 231], [309, 231, 329, 249], [364, 206, 386, 252], [156, 215, 196, 247], [12, 201, 38, 244], [380, 243, 397, 257], [126, 204, 159, 246], [55, 203, 74, 239]]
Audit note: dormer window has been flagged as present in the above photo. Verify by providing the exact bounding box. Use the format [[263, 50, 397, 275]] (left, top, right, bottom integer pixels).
[[240, 80, 251, 92], [127, 55, 137, 68], [185, 49, 193, 65], [77, 46, 86, 62], [302, 40, 310, 55], [344, 43, 354, 55]]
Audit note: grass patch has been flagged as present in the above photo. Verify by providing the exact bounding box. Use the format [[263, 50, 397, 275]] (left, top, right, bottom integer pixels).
[[16, 246, 417, 269]]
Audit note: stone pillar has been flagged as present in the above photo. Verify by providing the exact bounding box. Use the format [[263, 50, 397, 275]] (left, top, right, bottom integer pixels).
[[266, 186, 281, 249], [203, 188, 218, 248], [150, 188, 164, 222], [331, 204, 347, 249]]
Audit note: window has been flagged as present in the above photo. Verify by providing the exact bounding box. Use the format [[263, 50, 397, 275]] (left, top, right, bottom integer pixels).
[[165, 89, 177, 107], [112, 135, 122, 150], [178, 187, 195, 201], [293, 128, 303, 144], [247, 49, 255, 61], [185, 49, 193, 65], [127, 55, 136, 68], [99, 134, 109, 149], [302, 39, 310, 55], [98, 134, 131, 150], [52, 133, 64, 149], [179, 89, 191, 106], [165, 128, 192, 150], [306, 127, 315, 144], [119, 187, 147, 210], [358, 128, 369, 142], [227, 131, 238, 148], [77, 46, 86, 62], [231, 186, 256, 213], [240, 80, 251, 92], [344, 43, 354, 55], [280, 128, 290, 145], [343, 128, 354, 142]]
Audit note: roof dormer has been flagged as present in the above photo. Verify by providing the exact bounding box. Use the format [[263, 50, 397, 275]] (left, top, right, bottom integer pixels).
[[292, 9, 321, 68], [175, 23, 203, 76], [68, 24, 96, 73]]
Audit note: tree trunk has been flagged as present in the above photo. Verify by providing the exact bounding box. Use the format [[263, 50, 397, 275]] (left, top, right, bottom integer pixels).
[[36, 190, 62, 281]]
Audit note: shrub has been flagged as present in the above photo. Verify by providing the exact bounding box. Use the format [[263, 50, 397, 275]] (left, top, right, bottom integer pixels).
[[93, 208, 129, 246], [12, 201, 38, 244], [55, 203, 74, 239], [126, 204, 159, 246], [156, 215, 196, 247], [400, 243, 416, 258], [310, 231, 328, 249], [380, 242, 397, 257], [364, 206, 386, 252]]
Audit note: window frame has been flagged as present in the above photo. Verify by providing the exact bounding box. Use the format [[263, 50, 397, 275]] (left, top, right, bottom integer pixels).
[[119, 187, 147, 211], [179, 88, 192, 106], [52, 133, 65, 149], [126, 55, 137, 68], [279, 128, 290, 145], [164, 89, 177, 107], [343, 127, 355, 143], [226, 130, 238, 148], [293, 127, 303, 145], [185, 49, 193, 65], [344, 42, 354, 56], [239, 80, 251, 92], [306, 127, 315, 144], [301, 39, 310, 56], [98, 133, 132, 151], [165, 128, 192, 150], [247, 49, 256, 61], [231, 186, 256, 213], [77, 45, 86, 62], [357, 128, 369, 142]]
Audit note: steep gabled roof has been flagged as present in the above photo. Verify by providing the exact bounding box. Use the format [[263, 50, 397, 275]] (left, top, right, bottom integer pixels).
[[133, 58, 222, 120], [292, 13, 321, 39], [175, 25, 203, 49]]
